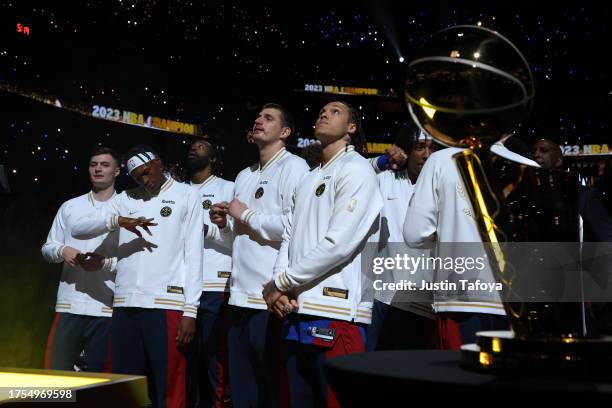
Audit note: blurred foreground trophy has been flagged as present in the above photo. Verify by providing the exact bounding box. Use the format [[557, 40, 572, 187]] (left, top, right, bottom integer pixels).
[[405, 25, 612, 379]]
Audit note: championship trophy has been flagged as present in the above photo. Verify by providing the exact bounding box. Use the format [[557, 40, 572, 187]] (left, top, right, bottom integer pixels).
[[404, 25, 612, 379]]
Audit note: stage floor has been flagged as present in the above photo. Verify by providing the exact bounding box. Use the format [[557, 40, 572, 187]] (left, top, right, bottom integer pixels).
[[0, 367, 147, 407]]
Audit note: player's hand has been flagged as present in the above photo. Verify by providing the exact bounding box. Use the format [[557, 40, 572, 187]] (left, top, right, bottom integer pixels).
[[118, 216, 157, 238], [271, 295, 299, 319], [62, 246, 82, 267], [263, 280, 298, 318], [228, 199, 248, 221], [176, 316, 196, 347], [262, 280, 283, 308], [75, 252, 106, 271], [209, 202, 229, 228], [386, 145, 408, 170]]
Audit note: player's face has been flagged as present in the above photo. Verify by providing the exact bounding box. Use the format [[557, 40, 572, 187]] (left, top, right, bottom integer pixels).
[[131, 158, 164, 192], [186, 141, 214, 173], [532, 140, 563, 169], [89, 154, 119, 189], [187, 141, 211, 160], [314, 102, 356, 146], [407, 139, 435, 179], [252, 108, 289, 146]]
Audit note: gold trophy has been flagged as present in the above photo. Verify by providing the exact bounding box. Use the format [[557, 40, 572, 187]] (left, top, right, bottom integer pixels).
[[404, 25, 612, 379]]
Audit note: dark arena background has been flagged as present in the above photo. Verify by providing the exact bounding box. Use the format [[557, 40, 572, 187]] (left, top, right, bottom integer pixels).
[[0, 0, 611, 401]]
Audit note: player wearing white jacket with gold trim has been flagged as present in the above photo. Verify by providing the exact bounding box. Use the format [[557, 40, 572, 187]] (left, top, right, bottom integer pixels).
[[403, 146, 507, 350], [208, 104, 309, 408], [42, 147, 119, 373], [264, 101, 382, 408], [72, 145, 203, 408]]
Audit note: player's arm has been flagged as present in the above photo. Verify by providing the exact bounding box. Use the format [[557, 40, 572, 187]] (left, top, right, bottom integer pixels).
[[77, 230, 120, 272], [263, 189, 300, 317], [403, 157, 439, 247], [177, 189, 205, 346], [369, 145, 408, 174], [274, 163, 383, 291], [72, 193, 156, 239], [41, 203, 81, 266], [207, 201, 235, 248], [237, 160, 309, 242]]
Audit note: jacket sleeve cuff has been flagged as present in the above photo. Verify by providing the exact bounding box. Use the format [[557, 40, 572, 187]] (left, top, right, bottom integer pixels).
[[102, 257, 117, 272], [370, 156, 381, 172], [205, 223, 218, 240], [182, 305, 198, 319], [56, 245, 66, 261], [274, 269, 297, 292], [240, 209, 256, 226], [106, 215, 120, 231]]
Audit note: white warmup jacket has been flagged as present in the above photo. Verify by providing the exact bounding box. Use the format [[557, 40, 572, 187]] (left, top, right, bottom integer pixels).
[[374, 170, 435, 319], [208, 148, 309, 310], [72, 178, 204, 318], [403, 147, 505, 316], [42, 191, 118, 317], [191, 175, 234, 293], [274, 145, 383, 324]]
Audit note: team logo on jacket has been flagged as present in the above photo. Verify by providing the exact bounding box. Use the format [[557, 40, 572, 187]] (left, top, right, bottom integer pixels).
[[315, 183, 326, 197], [203, 199, 212, 210], [255, 187, 264, 199], [160, 206, 172, 217]]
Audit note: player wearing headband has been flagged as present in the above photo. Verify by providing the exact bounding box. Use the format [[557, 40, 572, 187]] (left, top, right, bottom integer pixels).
[[366, 126, 438, 352], [72, 144, 204, 408]]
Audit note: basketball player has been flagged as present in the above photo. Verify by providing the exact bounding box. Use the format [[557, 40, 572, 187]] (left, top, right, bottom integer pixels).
[[72, 145, 204, 408], [41, 146, 119, 372], [263, 100, 382, 407], [209, 104, 309, 408]]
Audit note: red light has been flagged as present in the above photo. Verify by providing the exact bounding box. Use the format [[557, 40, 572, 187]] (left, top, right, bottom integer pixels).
[[16, 23, 31, 36]]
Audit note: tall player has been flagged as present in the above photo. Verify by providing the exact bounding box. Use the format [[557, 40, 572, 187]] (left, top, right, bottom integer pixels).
[[209, 104, 309, 407]]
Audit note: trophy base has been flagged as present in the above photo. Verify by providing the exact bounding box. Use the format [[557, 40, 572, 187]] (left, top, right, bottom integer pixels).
[[461, 331, 612, 381]]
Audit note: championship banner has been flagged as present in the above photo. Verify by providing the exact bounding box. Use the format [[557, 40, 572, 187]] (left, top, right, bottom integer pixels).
[[0, 82, 203, 137], [91, 104, 200, 136], [561, 144, 612, 157], [301, 83, 397, 98]]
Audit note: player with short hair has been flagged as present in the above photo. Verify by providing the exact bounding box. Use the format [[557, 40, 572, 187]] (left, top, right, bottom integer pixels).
[[42, 146, 120, 372], [263, 100, 383, 407], [208, 103, 309, 408], [72, 145, 204, 408], [186, 139, 234, 407]]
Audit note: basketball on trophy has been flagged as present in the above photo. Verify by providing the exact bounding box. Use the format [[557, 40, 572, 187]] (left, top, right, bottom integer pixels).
[[404, 25, 535, 148]]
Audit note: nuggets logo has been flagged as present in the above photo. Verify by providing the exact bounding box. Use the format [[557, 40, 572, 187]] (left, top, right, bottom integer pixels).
[[315, 183, 326, 197], [160, 206, 172, 217], [203, 200, 212, 210], [255, 187, 264, 199]]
